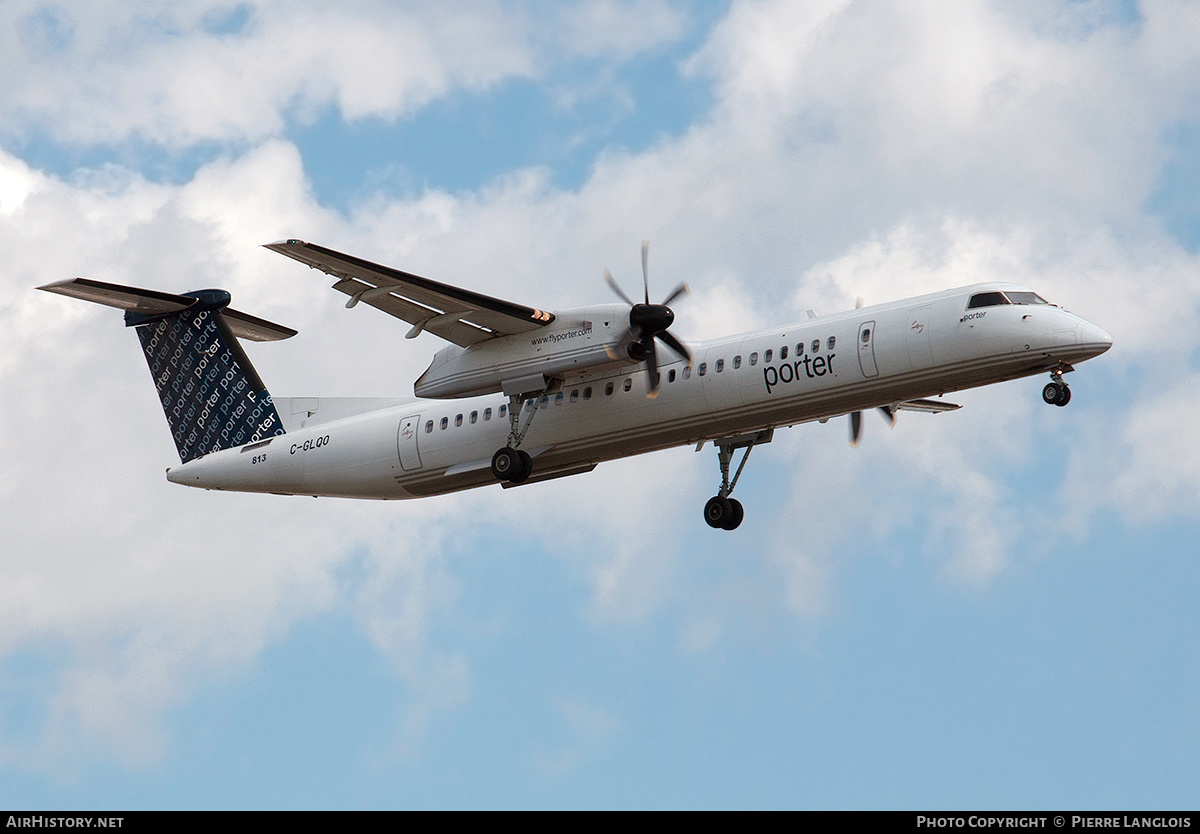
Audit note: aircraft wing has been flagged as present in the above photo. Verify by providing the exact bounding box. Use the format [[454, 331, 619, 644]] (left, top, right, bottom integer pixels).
[[264, 239, 555, 348]]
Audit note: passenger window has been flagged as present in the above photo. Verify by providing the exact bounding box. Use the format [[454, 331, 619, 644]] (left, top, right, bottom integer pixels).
[[605, 382, 614, 396], [425, 420, 433, 434], [780, 345, 788, 360], [583, 386, 592, 400], [796, 342, 804, 356], [861, 329, 871, 343], [484, 408, 492, 421], [499, 404, 507, 418], [469, 411, 478, 424], [555, 392, 564, 405], [967, 291, 1010, 309], [715, 358, 724, 373], [570, 389, 579, 403], [440, 417, 448, 430], [623, 378, 632, 392], [811, 339, 820, 353], [668, 369, 676, 383], [698, 362, 707, 376], [733, 355, 741, 369], [827, 336, 836, 350], [682, 366, 691, 379], [749, 352, 758, 366], [455, 414, 463, 427]]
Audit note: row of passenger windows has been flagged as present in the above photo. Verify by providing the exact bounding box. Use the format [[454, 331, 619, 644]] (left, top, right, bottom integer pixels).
[[426, 403, 510, 433], [422, 334, 839, 433], [672, 335, 838, 381]]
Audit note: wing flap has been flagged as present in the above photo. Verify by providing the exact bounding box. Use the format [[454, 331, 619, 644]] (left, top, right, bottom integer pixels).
[[264, 239, 555, 347], [895, 398, 962, 413]]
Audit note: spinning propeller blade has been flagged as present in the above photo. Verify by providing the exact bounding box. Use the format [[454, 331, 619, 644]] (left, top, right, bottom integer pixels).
[[604, 241, 692, 398], [849, 405, 898, 446]]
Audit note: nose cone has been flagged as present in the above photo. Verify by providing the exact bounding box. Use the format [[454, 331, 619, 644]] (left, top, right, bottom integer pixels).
[[1079, 321, 1113, 356]]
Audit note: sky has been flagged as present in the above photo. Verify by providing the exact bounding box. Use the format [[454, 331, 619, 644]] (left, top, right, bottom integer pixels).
[[1, 0, 1198, 810]]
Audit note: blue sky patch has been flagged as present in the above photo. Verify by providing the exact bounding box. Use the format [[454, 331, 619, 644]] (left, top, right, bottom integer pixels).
[[1146, 121, 1200, 252]]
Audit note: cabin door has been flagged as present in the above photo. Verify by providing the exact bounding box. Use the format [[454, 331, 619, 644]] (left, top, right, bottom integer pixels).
[[857, 320, 879, 378], [397, 414, 423, 471]]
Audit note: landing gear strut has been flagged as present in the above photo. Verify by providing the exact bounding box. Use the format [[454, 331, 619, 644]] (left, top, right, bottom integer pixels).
[[702, 430, 772, 531], [1042, 364, 1073, 407], [491, 393, 541, 484]]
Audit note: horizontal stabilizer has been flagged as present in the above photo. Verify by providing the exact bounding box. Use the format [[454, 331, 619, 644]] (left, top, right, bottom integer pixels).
[[38, 278, 296, 341], [895, 398, 962, 413], [39, 277, 192, 316], [218, 307, 299, 342]]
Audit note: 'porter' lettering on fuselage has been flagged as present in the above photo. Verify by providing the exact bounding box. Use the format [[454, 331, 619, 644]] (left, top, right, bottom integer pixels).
[[763, 352, 836, 394]]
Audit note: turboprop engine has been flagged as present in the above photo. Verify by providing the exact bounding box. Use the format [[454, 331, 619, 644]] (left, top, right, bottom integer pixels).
[[415, 242, 693, 399], [414, 304, 636, 398]]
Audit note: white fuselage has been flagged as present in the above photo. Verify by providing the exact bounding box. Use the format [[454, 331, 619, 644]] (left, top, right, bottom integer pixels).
[[165, 282, 1111, 499]]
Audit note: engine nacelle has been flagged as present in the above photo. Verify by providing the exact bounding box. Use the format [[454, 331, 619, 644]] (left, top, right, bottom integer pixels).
[[414, 305, 636, 398]]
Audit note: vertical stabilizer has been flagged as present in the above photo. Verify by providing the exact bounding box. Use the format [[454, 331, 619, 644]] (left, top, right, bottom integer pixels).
[[39, 279, 292, 463], [130, 291, 286, 462]]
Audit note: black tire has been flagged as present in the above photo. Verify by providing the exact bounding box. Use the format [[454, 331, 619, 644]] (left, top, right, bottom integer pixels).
[[491, 447, 521, 481], [1055, 385, 1072, 407], [515, 450, 533, 483], [1042, 383, 1061, 405], [723, 498, 744, 531], [704, 495, 732, 529]]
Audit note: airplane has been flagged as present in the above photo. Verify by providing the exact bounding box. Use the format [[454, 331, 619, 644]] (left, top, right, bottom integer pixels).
[[38, 239, 1112, 530]]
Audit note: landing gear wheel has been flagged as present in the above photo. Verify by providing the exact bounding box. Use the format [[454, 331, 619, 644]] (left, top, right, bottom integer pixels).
[[704, 496, 738, 530], [724, 498, 744, 531], [516, 449, 533, 482], [491, 447, 528, 483], [1043, 379, 1072, 407]]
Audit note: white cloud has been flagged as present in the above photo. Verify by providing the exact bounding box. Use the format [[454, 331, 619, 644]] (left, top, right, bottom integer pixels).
[[1058, 374, 1200, 529], [0, 0, 688, 149], [5, 0, 1200, 775]]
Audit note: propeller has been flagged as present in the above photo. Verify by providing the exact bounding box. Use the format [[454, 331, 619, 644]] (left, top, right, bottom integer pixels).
[[604, 241, 692, 399], [846, 293, 889, 445], [849, 404, 896, 446]]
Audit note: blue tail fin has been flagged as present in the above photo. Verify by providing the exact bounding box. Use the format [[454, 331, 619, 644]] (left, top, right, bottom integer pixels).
[[40, 279, 292, 462]]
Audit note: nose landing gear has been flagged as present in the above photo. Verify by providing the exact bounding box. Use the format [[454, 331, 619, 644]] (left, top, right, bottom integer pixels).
[[1042, 364, 1074, 407]]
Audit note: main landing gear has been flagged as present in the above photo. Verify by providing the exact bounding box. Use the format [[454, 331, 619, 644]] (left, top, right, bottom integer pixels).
[[702, 430, 772, 531], [491, 446, 533, 483], [1041, 364, 1074, 407], [491, 393, 540, 484]]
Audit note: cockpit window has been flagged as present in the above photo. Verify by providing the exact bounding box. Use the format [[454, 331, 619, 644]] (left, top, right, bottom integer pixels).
[[966, 292, 1011, 309], [1004, 291, 1049, 305]]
